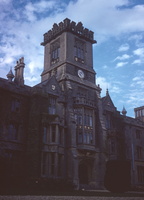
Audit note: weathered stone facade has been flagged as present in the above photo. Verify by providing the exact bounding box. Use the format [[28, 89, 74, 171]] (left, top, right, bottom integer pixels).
[[0, 18, 144, 191]]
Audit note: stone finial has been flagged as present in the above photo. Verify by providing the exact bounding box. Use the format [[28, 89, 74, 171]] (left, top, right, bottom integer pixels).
[[106, 88, 109, 96], [122, 106, 127, 116], [7, 68, 14, 82]]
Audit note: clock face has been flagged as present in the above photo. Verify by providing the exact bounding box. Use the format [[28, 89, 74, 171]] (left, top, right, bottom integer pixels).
[[78, 70, 84, 79]]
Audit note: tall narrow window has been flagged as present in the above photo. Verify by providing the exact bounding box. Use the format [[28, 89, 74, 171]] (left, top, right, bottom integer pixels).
[[51, 47, 60, 64], [43, 127, 47, 143], [83, 132, 87, 144], [8, 124, 18, 140], [51, 40, 60, 64], [49, 96, 56, 114], [51, 125, 56, 142], [51, 153, 55, 176], [59, 126, 63, 145], [42, 152, 47, 175], [77, 130, 83, 144], [74, 39, 85, 63], [137, 166, 144, 183], [0, 123, 3, 137], [11, 99, 20, 112], [90, 116, 93, 126], [111, 139, 116, 154], [84, 114, 87, 126], [75, 107, 83, 125], [58, 154, 62, 177], [106, 115, 111, 129], [136, 146, 142, 159], [89, 132, 93, 144], [136, 130, 141, 139]]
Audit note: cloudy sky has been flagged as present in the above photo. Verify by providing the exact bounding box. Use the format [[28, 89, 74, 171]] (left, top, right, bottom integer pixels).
[[0, 0, 144, 117]]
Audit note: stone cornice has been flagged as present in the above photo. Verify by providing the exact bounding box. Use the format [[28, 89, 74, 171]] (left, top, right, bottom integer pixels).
[[41, 18, 97, 46]]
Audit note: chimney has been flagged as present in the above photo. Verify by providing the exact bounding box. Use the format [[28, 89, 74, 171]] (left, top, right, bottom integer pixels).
[[14, 57, 25, 85]]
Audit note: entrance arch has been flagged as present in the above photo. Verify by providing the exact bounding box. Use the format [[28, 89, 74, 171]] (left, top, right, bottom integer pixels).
[[78, 163, 88, 184]]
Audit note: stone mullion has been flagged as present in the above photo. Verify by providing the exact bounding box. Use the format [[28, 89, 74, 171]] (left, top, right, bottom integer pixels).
[[82, 107, 84, 143], [92, 109, 95, 145], [48, 153, 50, 177], [56, 124, 59, 143], [55, 153, 58, 177]]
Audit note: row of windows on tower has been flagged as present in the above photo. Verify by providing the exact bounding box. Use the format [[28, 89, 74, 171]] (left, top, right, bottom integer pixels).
[[50, 46, 85, 65]]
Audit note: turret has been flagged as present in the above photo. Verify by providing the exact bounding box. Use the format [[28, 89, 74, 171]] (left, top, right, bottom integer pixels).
[[7, 68, 14, 82], [122, 106, 127, 116]]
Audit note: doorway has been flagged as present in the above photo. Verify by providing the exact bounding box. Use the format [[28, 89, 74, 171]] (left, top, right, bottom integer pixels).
[[79, 163, 88, 184]]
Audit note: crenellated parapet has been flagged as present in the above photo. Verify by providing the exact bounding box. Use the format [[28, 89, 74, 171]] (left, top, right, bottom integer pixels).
[[41, 18, 96, 45]]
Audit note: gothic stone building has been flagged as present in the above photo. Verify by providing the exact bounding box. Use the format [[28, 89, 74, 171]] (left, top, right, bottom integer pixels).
[[0, 18, 144, 191]]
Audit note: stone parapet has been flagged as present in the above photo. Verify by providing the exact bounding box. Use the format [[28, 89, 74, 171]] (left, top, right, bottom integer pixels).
[[41, 18, 96, 45]]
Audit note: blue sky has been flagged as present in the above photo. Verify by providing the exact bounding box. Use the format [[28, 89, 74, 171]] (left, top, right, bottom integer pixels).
[[0, 0, 144, 117]]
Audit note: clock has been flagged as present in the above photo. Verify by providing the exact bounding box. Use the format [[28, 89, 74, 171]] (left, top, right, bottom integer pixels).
[[78, 70, 84, 79]]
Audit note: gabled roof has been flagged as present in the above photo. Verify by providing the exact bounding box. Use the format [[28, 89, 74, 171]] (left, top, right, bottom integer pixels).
[[102, 89, 117, 112], [34, 75, 62, 96]]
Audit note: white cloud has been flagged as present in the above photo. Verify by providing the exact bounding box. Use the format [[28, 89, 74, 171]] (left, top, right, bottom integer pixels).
[[96, 76, 122, 97], [132, 59, 142, 65], [133, 48, 144, 57], [118, 43, 129, 51], [24, 0, 57, 22], [114, 54, 131, 61], [63, 0, 144, 43], [128, 34, 144, 47], [25, 76, 39, 82], [110, 86, 121, 94], [132, 48, 144, 65], [115, 62, 128, 68], [102, 65, 108, 69], [126, 89, 144, 108], [125, 70, 144, 110], [131, 71, 144, 88], [96, 76, 110, 97]]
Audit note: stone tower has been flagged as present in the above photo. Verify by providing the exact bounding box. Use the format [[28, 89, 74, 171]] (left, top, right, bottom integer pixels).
[[41, 18, 107, 189]]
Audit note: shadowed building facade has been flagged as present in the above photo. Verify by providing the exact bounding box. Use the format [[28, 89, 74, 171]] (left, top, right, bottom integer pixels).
[[0, 18, 144, 190]]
